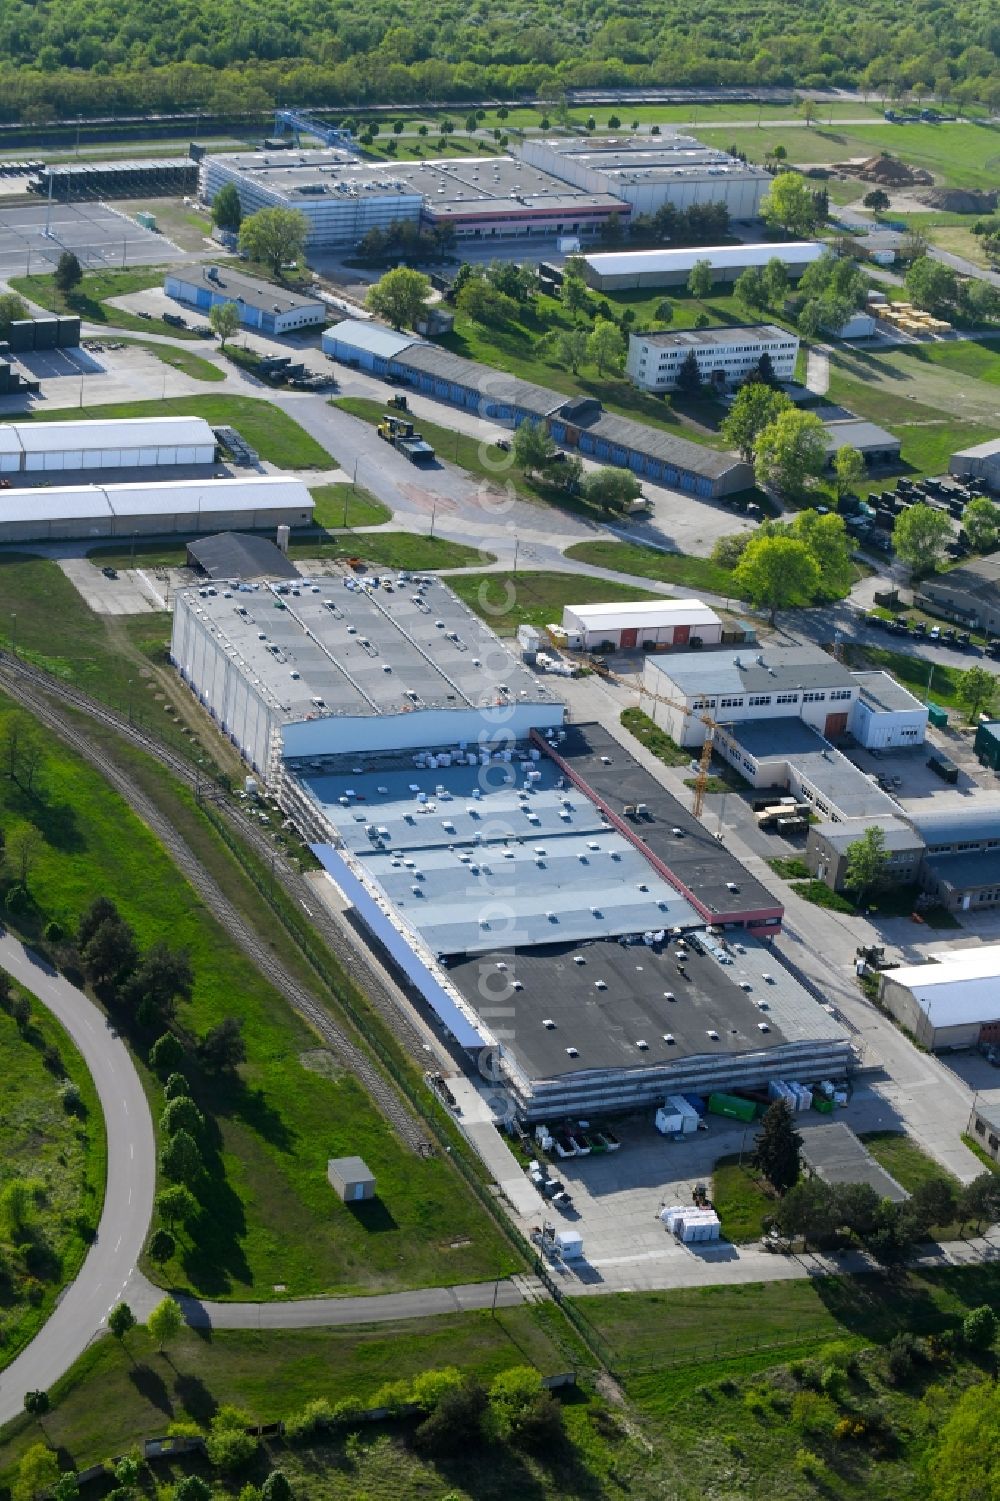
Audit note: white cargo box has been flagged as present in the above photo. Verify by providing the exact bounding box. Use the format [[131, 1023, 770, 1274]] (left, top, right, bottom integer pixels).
[[555, 1229, 584, 1260], [655, 1108, 684, 1136]]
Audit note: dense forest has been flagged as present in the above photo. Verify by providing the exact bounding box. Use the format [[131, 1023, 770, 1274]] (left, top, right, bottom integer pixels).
[[0, 0, 998, 122]]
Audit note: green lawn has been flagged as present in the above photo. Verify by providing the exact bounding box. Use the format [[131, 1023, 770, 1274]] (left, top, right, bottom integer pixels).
[[0, 1306, 571, 1472], [843, 644, 961, 711], [711, 1157, 777, 1243], [0, 986, 105, 1371], [563, 539, 736, 596], [309, 483, 391, 529], [448, 570, 661, 634], [789, 879, 857, 913], [292, 533, 488, 569], [0, 699, 516, 1303], [859, 1132, 962, 1197], [619, 705, 690, 766], [890, 338, 1000, 388], [20, 397, 332, 470], [107, 338, 225, 382], [9, 268, 202, 340], [768, 856, 811, 880]]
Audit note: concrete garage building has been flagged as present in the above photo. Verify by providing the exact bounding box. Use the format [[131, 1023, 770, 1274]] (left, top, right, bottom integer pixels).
[[0, 416, 216, 475], [815, 408, 902, 470], [806, 817, 925, 892], [910, 805, 1000, 914], [950, 436, 1000, 492], [626, 325, 799, 393], [580, 241, 824, 292], [520, 135, 770, 220], [0, 476, 313, 545], [917, 554, 1000, 636], [322, 320, 752, 498], [327, 1156, 376, 1203], [172, 571, 564, 778], [561, 599, 722, 651], [968, 1100, 1000, 1165], [165, 265, 326, 336], [878, 946, 1000, 1051]]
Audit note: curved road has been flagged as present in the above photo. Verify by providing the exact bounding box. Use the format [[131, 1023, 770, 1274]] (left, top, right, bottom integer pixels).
[[0, 931, 155, 1426]]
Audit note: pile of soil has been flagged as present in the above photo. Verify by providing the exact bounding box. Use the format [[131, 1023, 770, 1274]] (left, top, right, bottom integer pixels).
[[918, 187, 998, 213], [855, 154, 933, 186]]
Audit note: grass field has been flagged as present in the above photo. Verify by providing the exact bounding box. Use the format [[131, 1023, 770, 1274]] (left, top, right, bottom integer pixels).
[[447, 570, 661, 633], [19, 396, 333, 470], [698, 120, 1000, 190], [860, 1132, 962, 1197], [844, 644, 961, 711], [309, 483, 391, 530], [350, 100, 887, 136], [0, 988, 105, 1371], [108, 338, 225, 382], [0, 696, 516, 1302], [711, 1156, 777, 1243], [563, 539, 736, 595], [619, 705, 690, 766], [9, 268, 202, 340], [293, 533, 489, 569]]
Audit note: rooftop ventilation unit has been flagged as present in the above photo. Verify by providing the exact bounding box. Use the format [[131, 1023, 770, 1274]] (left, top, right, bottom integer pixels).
[[566, 1047, 579, 1058], [707, 1029, 719, 1040], [542, 1018, 556, 1029], [663, 1033, 675, 1044]]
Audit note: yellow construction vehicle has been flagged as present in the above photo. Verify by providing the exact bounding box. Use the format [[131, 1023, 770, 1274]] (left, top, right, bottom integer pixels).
[[587, 655, 720, 818], [377, 413, 435, 464]]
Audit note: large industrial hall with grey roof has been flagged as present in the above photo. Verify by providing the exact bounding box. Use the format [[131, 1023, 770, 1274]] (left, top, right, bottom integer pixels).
[[172, 566, 853, 1120]]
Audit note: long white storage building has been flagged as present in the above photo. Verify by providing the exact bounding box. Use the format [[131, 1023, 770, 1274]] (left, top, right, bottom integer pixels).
[[0, 416, 217, 474], [0, 476, 313, 544], [561, 599, 723, 651], [581, 241, 825, 292]]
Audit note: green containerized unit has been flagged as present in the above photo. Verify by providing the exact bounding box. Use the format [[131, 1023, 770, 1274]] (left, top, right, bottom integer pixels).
[[707, 1092, 756, 1123], [927, 703, 949, 729], [812, 1097, 835, 1114], [974, 720, 1000, 772]]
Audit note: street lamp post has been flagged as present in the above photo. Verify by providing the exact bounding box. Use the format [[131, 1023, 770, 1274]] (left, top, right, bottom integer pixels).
[[10, 612, 16, 657], [429, 499, 437, 540]]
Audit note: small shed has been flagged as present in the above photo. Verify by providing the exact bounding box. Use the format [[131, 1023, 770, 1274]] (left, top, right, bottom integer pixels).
[[327, 1155, 376, 1203]]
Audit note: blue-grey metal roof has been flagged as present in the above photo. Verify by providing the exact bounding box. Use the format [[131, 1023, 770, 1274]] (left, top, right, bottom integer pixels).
[[649, 646, 851, 699], [926, 849, 1000, 892], [911, 804, 1000, 848], [325, 318, 420, 361], [722, 719, 899, 820], [584, 412, 749, 482]]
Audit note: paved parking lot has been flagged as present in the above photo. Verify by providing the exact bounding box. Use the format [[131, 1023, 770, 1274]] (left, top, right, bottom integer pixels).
[[0, 200, 187, 278]]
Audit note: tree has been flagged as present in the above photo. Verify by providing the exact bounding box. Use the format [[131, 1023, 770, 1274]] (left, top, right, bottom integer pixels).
[[455, 278, 518, 327], [511, 420, 557, 477], [0, 293, 29, 342], [156, 1183, 198, 1229], [863, 188, 891, 216], [733, 536, 821, 625], [904, 256, 958, 315], [899, 226, 930, 264], [365, 266, 431, 330], [160, 1096, 205, 1140], [761, 173, 818, 237], [146, 1296, 183, 1352], [791, 511, 854, 599], [832, 445, 865, 500], [13, 1444, 59, 1501], [164, 1071, 190, 1100], [174, 1480, 211, 1501], [209, 300, 241, 350], [148, 1031, 185, 1076], [53, 251, 83, 296], [0, 713, 45, 793], [655, 298, 674, 325], [927, 1381, 1000, 1501], [149, 1229, 175, 1262], [734, 266, 768, 312], [113, 1454, 142, 1492], [962, 495, 1000, 553], [957, 665, 997, 721], [237, 207, 308, 276], [484, 259, 534, 302], [844, 826, 890, 907], [762, 258, 789, 307], [123, 943, 193, 1028], [82, 917, 138, 991], [893, 502, 953, 574], [586, 318, 625, 373], [23, 1391, 49, 1422], [752, 1099, 802, 1193], [206, 1407, 258, 1471], [753, 408, 827, 502], [581, 467, 642, 512], [833, 1181, 881, 1238], [906, 1177, 957, 1236], [261, 1473, 293, 1501], [488, 1365, 563, 1449], [77, 895, 119, 950], [721, 384, 792, 463], [541, 328, 587, 374], [674, 348, 702, 396], [108, 1302, 136, 1344], [211, 183, 242, 232], [959, 1172, 1000, 1231], [686, 259, 713, 300], [773, 1177, 838, 1245], [199, 1015, 246, 1071], [414, 1379, 488, 1456], [962, 1303, 997, 1350], [6, 825, 42, 889], [160, 1128, 202, 1185], [561, 273, 589, 317]]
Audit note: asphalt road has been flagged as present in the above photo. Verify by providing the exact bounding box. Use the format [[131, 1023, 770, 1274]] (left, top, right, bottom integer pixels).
[[0, 931, 155, 1426]]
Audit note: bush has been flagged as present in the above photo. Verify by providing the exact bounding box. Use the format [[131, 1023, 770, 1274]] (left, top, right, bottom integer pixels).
[[818, 1340, 858, 1375], [205, 1407, 258, 1472], [820, 1366, 847, 1401], [163, 1072, 190, 1101], [963, 1304, 997, 1351], [410, 1367, 464, 1412], [791, 1390, 830, 1436], [58, 1079, 82, 1114], [371, 1380, 413, 1417], [43, 920, 63, 943], [413, 1380, 488, 1456], [284, 1397, 335, 1443]]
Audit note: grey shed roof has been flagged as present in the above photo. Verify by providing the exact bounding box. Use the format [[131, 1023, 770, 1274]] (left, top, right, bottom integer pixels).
[[394, 344, 567, 417], [583, 411, 748, 481], [722, 719, 900, 820], [327, 318, 421, 360], [328, 1155, 374, 1182], [953, 438, 1000, 460], [798, 1121, 908, 1202], [911, 803, 1000, 846], [822, 419, 901, 454], [926, 849, 1000, 892], [811, 817, 925, 855], [650, 646, 851, 698], [853, 671, 924, 713], [172, 265, 325, 316], [186, 532, 300, 581]]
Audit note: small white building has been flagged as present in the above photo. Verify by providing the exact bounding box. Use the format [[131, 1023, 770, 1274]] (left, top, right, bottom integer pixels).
[[626, 325, 799, 393], [849, 671, 928, 749], [823, 311, 877, 340], [878, 945, 1000, 1051], [0, 416, 217, 474], [562, 599, 722, 651], [165, 265, 327, 336]]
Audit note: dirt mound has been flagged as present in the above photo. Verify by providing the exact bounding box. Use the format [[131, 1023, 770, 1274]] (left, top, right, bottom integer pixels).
[[856, 154, 933, 186], [918, 187, 998, 213]]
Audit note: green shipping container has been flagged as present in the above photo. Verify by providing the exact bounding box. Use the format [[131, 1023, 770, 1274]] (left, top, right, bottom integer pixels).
[[707, 1092, 756, 1123], [812, 1097, 835, 1114], [927, 703, 949, 728]]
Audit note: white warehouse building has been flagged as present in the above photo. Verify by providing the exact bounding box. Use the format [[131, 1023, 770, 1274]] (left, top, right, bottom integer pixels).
[[561, 599, 723, 651], [172, 572, 565, 778], [0, 476, 314, 545], [581, 241, 824, 292], [626, 325, 799, 393], [0, 416, 217, 474]]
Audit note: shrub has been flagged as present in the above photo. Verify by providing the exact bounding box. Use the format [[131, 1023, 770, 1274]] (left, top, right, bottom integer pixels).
[[43, 920, 63, 943], [261, 1472, 292, 1501], [410, 1368, 464, 1412], [743, 1389, 770, 1421], [413, 1380, 487, 1456], [59, 1080, 82, 1114], [820, 1365, 847, 1401], [205, 1407, 258, 1472], [963, 1304, 998, 1351], [791, 1390, 830, 1436], [793, 1447, 829, 1481], [819, 1340, 858, 1375], [284, 1397, 335, 1443], [716, 1377, 738, 1396], [371, 1380, 413, 1417]]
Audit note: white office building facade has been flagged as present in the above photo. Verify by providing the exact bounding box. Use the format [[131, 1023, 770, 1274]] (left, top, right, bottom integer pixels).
[[626, 326, 799, 393]]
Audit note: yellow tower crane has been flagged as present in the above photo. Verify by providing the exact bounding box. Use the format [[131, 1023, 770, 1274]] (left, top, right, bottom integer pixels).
[[588, 657, 721, 819]]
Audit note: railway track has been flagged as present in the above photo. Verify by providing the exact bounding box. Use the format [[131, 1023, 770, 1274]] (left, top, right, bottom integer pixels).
[[0, 653, 434, 1155]]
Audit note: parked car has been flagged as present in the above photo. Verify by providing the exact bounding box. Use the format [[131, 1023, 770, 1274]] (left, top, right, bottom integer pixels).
[[101, 566, 118, 579]]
